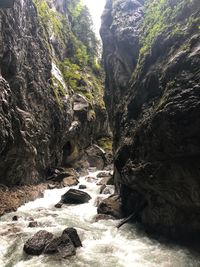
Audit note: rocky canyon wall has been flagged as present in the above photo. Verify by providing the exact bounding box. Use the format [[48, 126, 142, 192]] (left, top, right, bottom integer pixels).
[[0, 0, 109, 186], [101, 0, 200, 238]]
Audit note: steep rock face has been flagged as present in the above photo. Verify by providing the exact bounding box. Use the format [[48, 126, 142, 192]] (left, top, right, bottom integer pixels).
[[101, 0, 143, 130], [101, 0, 200, 238], [0, 0, 109, 186]]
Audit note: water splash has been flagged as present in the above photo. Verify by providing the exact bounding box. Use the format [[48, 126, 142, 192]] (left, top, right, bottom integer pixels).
[[0, 171, 200, 267]]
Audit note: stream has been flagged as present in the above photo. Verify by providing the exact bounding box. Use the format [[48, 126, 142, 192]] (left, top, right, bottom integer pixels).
[[0, 170, 200, 267]]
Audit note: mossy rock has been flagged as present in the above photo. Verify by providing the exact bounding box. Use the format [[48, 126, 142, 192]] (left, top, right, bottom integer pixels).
[[97, 137, 113, 152]]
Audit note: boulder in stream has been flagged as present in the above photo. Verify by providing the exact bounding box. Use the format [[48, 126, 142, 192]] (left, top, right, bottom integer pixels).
[[61, 189, 91, 204], [99, 184, 112, 194], [28, 221, 38, 228], [24, 228, 81, 258], [85, 145, 106, 170], [99, 184, 106, 194], [44, 234, 76, 258], [97, 195, 123, 219], [12, 215, 18, 221], [55, 202, 63, 208], [23, 230, 53, 255], [97, 173, 114, 186], [47, 168, 78, 182], [62, 227, 82, 248], [79, 184, 87, 189], [62, 176, 79, 187]]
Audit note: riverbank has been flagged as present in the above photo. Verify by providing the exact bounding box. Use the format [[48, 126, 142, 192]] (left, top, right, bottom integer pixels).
[[1, 170, 200, 267], [0, 184, 48, 216]]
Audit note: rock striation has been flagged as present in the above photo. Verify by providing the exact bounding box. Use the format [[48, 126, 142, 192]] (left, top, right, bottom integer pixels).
[[0, 0, 110, 186], [101, 0, 200, 238]]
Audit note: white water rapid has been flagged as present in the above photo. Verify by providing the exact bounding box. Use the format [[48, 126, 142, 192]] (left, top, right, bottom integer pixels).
[[0, 170, 200, 267]]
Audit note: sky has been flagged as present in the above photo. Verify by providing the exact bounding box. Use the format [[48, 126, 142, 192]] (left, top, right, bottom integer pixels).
[[83, 0, 106, 38]]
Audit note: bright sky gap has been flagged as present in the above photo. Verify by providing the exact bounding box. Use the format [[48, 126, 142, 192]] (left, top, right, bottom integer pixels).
[[83, 0, 106, 38]]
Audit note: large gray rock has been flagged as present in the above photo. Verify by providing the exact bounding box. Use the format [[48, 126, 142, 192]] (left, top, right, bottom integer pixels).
[[24, 228, 82, 258], [44, 234, 76, 258], [97, 195, 123, 219], [23, 230, 53, 255], [61, 189, 91, 204], [62, 228, 82, 248], [61, 176, 79, 187], [86, 145, 106, 170]]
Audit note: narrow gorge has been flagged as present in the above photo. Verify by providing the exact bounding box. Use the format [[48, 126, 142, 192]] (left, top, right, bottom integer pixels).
[[0, 0, 200, 266]]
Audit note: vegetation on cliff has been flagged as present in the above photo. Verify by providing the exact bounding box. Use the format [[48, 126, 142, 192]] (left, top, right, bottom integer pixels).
[[101, 0, 200, 238], [135, 0, 200, 77], [33, 0, 104, 108]]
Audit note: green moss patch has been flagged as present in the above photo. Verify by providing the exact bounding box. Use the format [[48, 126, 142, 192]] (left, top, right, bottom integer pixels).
[[97, 137, 113, 152], [33, 0, 105, 110], [132, 0, 199, 80]]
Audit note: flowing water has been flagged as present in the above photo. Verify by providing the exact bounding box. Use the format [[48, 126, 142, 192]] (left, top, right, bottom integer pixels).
[[0, 170, 200, 267]]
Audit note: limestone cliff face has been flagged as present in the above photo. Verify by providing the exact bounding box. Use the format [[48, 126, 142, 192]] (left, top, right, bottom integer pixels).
[[0, 0, 109, 186], [101, 0, 200, 238]]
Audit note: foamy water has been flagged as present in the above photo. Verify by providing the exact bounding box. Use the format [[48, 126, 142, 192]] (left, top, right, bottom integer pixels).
[[0, 171, 200, 267]]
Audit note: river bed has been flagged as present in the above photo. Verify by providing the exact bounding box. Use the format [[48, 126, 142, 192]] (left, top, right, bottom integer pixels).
[[0, 170, 200, 267]]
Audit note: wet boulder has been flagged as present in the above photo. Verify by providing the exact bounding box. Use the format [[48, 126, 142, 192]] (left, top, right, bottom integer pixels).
[[61, 189, 91, 204], [62, 228, 82, 248], [99, 184, 106, 194], [55, 202, 63, 208], [85, 145, 106, 170], [44, 234, 76, 258], [97, 195, 123, 219], [61, 176, 79, 187], [23, 230, 53, 255], [100, 184, 111, 195], [44, 237, 63, 254], [28, 221, 38, 228], [94, 196, 105, 207], [47, 168, 78, 182], [79, 184, 87, 189], [12, 215, 18, 221], [97, 172, 114, 186]]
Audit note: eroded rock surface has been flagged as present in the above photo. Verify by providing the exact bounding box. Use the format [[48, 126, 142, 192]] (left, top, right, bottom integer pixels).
[[44, 234, 76, 258], [97, 195, 123, 219], [101, 0, 200, 238], [24, 230, 54, 255], [62, 227, 82, 248], [0, 0, 110, 186], [24, 227, 81, 258]]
